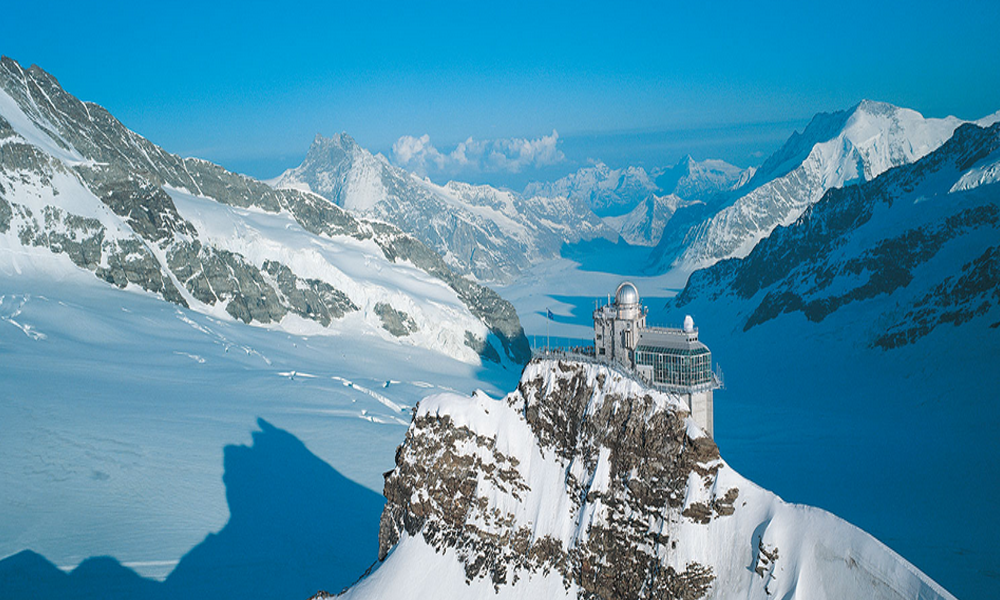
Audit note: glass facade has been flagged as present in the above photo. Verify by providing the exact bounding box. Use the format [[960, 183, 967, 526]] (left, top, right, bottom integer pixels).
[[634, 345, 712, 388]]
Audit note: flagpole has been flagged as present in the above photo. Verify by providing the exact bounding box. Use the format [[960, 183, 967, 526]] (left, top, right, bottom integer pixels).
[[546, 307, 550, 354]]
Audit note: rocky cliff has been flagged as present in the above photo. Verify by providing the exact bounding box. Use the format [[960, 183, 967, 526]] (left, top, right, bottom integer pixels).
[[341, 358, 956, 600]]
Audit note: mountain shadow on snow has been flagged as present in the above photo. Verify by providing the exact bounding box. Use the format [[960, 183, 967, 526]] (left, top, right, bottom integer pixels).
[[0, 419, 384, 600]]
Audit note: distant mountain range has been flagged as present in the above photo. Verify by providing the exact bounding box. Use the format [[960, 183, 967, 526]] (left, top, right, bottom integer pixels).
[[653, 100, 1000, 274], [274, 140, 758, 277], [275, 101, 1000, 280], [273, 134, 617, 282], [524, 156, 753, 246]]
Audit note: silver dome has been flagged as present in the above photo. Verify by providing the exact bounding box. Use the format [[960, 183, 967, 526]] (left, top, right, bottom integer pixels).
[[615, 281, 639, 306]]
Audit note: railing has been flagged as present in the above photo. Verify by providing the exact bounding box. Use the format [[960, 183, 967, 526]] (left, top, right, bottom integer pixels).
[[529, 348, 654, 390], [530, 347, 723, 394]]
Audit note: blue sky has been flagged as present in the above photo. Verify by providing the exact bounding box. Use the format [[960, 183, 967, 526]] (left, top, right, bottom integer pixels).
[[4, 0, 1000, 186]]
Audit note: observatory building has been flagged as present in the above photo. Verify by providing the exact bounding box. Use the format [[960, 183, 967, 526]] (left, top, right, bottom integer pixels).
[[593, 282, 718, 437]]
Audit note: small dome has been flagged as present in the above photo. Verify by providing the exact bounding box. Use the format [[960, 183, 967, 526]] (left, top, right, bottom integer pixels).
[[683, 315, 695, 333], [615, 281, 639, 306]]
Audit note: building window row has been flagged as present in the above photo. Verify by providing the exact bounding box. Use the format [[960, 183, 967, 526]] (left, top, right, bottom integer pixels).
[[634, 348, 712, 387]]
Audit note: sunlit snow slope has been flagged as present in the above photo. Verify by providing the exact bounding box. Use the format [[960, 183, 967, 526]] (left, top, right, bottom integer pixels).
[[343, 359, 956, 600], [0, 56, 529, 366], [653, 100, 985, 275], [0, 54, 528, 587], [0, 259, 520, 586]]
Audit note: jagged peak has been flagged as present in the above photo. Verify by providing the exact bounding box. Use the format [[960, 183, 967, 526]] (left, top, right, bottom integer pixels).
[[0, 56, 63, 92], [676, 153, 696, 169], [298, 132, 369, 171], [853, 98, 902, 117], [309, 131, 359, 152]]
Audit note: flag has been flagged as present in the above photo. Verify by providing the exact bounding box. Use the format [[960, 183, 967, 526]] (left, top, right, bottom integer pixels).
[[546, 308, 554, 321]]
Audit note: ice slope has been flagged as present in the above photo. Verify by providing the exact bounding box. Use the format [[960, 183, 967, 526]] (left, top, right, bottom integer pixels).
[[343, 359, 956, 600], [273, 134, 616, 282], [0, 267, 519, 582], [665, 100, 972, 273]]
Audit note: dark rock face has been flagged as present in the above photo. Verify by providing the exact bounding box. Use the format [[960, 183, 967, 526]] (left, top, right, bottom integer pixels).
[[12, 202, 188, 306], [76, 164, 195, 242], [0, 195, 11, 232], [373, 302, 417, 337], [265, 261, 358, 326], [463, 331, 501, 363], [875, 244, 1000, 348], [675, 122, 1000, 347], [378, 359, 735, 599], [94, 238, 188, 307], [0, 56, 530, 364]]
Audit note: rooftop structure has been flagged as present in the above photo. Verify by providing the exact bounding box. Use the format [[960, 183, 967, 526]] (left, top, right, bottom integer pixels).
[[593, 281, 719, 437]]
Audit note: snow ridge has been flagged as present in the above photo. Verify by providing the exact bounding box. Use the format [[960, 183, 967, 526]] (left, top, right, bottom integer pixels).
[[667, 101, 969, 273], [0, 56, 529, 365], [344, 358, 957, 600]]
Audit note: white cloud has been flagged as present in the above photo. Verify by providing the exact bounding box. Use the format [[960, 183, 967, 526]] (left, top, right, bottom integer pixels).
[[391, 130, 565, 176]]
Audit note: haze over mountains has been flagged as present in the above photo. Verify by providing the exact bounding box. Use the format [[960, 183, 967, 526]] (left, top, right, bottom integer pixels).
[[272, 133, 615, 282], [274, 100, 1000, 286]]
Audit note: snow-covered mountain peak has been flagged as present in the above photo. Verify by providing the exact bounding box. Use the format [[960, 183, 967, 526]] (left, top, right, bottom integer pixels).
[[602, 193, 690, 246], [274, 135, 615, 282], [0, 56, 531, 365], [836, 100, 963, 180], [343, 357, 958, 600], [665, 100, 975, 273], [523, 162, 659, 217], [275, 132, 399, 214], [853, 98, 898, 116], [655, 154, 753, 201], [676, 120, 1000, 342]]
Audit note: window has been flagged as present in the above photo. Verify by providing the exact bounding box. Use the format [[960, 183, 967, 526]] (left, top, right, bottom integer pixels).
[[634, 346, 712, 388]]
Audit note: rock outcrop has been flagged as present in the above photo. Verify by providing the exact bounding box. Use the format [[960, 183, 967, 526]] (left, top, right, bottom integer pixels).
[[343, 358, 956, 600]]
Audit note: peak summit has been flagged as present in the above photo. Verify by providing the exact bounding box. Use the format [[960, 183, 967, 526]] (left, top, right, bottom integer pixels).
[[854, 99, 900, 116]]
